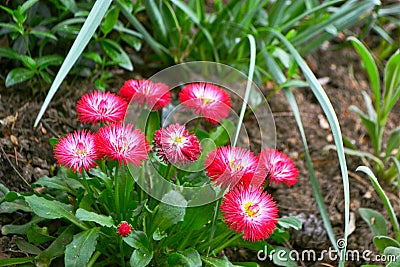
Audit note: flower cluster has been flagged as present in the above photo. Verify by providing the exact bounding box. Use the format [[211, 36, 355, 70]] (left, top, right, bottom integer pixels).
[[54, 90, 148, 173], [53, 80, 299, 244], [206, 146, 299, 241]]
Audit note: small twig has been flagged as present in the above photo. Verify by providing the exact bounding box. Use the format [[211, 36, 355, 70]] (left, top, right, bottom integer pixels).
[[0, 144, 30, 187], [42, 120, 60, 138]]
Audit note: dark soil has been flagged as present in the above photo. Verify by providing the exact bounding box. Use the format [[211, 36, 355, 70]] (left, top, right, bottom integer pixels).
[[1, 40, 399, 267]]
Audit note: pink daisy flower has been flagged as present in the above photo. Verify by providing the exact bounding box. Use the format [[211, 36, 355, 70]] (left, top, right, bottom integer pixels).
[[153, 123, 201, 165], [117, 221, 133, 237], [204, 146, 265, 189], [179, 83, 231, 124], [95, 123, 149, 166], [259, 149, 299, 187], [54, 130, 98, 173], [220, 186, 278, 242], [76, 91, 128, 124], [119, 79, 171, 110]]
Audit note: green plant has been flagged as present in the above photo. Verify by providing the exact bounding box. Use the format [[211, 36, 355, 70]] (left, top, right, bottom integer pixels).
[[30, 1, 385, 266], [357, 166, 400, 267], [0, 55, 303, 266], [338, 37, 400, 182], [0, 0, 62, 91]]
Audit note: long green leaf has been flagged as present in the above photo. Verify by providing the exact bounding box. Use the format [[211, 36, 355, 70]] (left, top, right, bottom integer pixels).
[[347, 37, 381, 116], [262, 49, 338, 252], [383, 50, 400, 118], [34, 0, 112, 127], [357, 166, 400, 241], [265, 29, 351, 265]]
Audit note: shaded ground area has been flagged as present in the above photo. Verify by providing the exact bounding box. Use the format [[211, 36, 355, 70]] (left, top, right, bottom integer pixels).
[[1, 41, 399, 266]]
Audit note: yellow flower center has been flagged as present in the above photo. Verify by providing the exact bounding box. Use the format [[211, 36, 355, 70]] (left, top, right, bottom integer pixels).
[[229, 160, 242, 171], [172, 136, 186, 145], [199, 96, 213, 105], [74, 142, 87, 155], [244, 202, 260, 217]]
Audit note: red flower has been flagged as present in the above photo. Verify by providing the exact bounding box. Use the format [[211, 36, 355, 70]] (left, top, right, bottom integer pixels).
[[220, 186, 278, 241], [117, 221, 133, 237], [95, 123, 149, 166], [204, 146, 265, 189], [179, 83, 231, 124], [54, 130, 98, 173], [153, 123, 201, 165], [259, 149, 299, 187], [76, 91, 127, 124], [119, 79, 171, 110]]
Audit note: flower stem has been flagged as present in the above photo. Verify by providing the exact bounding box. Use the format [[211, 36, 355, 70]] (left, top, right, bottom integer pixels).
[[87, 251, 101, 267], [114, 166, 121, 221], [212, 233, 242, 255], [119, 237, 126, 267], [193, 117, 201, 133], [206, 199, 221, 257]]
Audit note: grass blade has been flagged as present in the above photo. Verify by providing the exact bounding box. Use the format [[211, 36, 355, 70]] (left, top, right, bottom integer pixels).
[[34, 0, 112, 127], [262, 48, 338, 252], [347, 36, 381, 116], [357, 166, 400, 241], [264, 29, 351, 266], [233, 34, 256, 147]]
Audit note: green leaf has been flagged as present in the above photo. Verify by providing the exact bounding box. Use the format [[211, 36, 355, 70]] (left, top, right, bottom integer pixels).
[[82, 52, 102, 64], [24, 195, 87, 230], [152, 228, 167, 241], [102, 6, 120, 35], [0, 184, 9, 202], [0, 22, 21, 34], [1, 216, 45, 235], [60, 0, 78, 13], [359, 208, 387, 237], [386, 128, 400, 158], [201, 256, 234, 267], [347, 36, 380, 114], [27, 224, 55, 246], [5, 68, 35, 87], [272, 246, 297, 267], [209, 120, 235, 146], [145, 111, 160, 142], [15, 238, 42, 255], [65, 228, 100, 267], [0, 200, 31, 213], [130, 250, 153, 267], [100, 38, 133, 70], [75, 208, 114, 227], [121, 34, 142, 51], [181, 203, 214, 230], [124, 231, 150, 251], [20, 0, 39, 13], [357, 166, 400, 240], [49, 137, 59, 147], [278, 216, 302, 230], [30, 30, 58, 41], [384, 246, 400, 262], [0, 257, 35, 266], [152, 191, 187, 232], [0, 46, 21, 60], [36, 55, 63, 69], [374, 236, 400, 253], [168, 248, 201, 267], [34, 175, 83, 194], [37, 225, 75, 262], [383, 51, 400, 118], [143, 0, 167, 43], [34, 0, 113, 127]]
